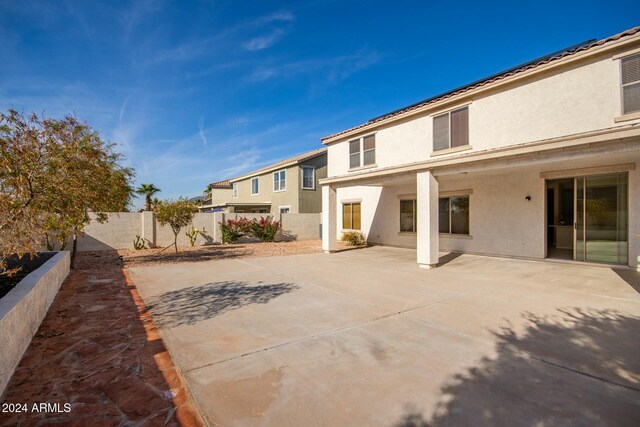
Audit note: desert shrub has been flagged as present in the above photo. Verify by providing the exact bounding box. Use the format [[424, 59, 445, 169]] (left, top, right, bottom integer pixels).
[[341, 231, 365, 246], [250, 216, 280, 242], [154, 198, 198, 252]]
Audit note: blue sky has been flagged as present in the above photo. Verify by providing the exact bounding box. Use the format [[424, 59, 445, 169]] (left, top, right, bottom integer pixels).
[[1, 1, 638, 209]]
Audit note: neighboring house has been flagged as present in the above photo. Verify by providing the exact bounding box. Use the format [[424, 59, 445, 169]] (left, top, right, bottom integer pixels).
[[207, 148, 327, 214], [198, 179, 233, 212], [320, 26, 640, 269]]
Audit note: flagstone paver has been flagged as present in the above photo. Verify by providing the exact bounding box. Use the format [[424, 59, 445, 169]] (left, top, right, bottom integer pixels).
[[0, 268, 204, 427]]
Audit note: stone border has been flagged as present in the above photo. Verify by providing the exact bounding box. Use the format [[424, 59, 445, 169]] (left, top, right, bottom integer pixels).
[[123, 270, 206, 426], [0, 251, 70, 397]]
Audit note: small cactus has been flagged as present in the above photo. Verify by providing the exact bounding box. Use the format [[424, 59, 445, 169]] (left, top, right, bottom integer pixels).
[[185, 226, 205, 247], [133, 234, 146, 250]]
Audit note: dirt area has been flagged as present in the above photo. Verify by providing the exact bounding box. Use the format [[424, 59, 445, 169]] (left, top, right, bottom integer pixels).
[[74, 240, 350, 270], [0, 253, 55, 299]]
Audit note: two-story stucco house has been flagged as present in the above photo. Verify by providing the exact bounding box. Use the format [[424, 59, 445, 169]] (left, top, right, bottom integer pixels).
[[321, 26, 640, 269], [206, 148, 327, 214]]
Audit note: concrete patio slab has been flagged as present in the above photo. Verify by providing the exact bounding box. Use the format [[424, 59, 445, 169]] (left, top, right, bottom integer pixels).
[[129, 246, 640, 426]]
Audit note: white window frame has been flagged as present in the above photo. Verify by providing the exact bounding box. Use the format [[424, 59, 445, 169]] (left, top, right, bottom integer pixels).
[[232, 182, 238, 198], [348, 133, 376, 171], [301, 166, 316, 190], [620, 53, 640, 116], [279, 205, 291, 214], [342, 201, 361, 231], [273, 169, 286, 192], [438, 195, 470, 235], [251, 177, 259, 195], [432, 106, 469, 152]]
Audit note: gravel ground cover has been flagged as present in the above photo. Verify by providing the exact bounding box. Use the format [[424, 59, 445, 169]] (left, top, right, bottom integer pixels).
[[74, 240, 333, 269]]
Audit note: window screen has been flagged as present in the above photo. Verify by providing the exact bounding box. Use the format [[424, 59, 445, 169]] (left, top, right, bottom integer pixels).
[[349, 140, 361, 169], [302, 167, 314, 189], [363, 135, 375, 166], [433, 114, 450, 151], [450, 108, 469, 148], [622, 54, 640, 114]]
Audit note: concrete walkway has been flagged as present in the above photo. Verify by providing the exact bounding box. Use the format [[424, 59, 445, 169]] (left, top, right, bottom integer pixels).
[[129, 247, 640, 426]]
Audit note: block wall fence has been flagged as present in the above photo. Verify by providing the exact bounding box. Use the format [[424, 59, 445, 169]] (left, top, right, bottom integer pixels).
[[75, 212, 321, 251]]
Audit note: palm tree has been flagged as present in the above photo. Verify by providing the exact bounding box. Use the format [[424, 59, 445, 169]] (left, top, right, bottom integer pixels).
[[135, 183, 161, 211]]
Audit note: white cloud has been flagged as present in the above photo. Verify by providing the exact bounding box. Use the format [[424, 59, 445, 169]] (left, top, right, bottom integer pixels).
[[243, 28, 287, 51], [248, 50, 383, 83]]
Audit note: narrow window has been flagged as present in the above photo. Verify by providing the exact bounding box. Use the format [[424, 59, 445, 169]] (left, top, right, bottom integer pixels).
[[363, 134, 376, 166], [438, 196, 469, 234], [433, 107, 469, 152], [621, 54, 640, 115], [232, 182, 238, 198], [342, 202, 361, 230], [251, 177, 259, 195], [273, 170, 286, 191], [301, 167, 315, 190], [280, 206, 290, 214], [400, 199, 416, 232], [349, 140, 361, 169]]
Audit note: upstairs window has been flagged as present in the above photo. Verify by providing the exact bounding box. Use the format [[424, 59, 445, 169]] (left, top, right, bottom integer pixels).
[[349, 140, 361, 169], [349, 134, 376, 169], [251, 177, 259, 195], [301, 166, 315, 190], [433, 107, 469, 152], [232, 182, 238, 198], [621, 53, 640, 115], [273, 170, 286, 191]]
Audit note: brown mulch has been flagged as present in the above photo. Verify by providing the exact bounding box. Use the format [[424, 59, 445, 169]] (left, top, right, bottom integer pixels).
[[0, 268, 204, 427], [74, 240, 331, 270]]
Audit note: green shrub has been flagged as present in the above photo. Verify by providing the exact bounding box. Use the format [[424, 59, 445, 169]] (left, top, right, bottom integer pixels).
[[341, 231, 365, 246]]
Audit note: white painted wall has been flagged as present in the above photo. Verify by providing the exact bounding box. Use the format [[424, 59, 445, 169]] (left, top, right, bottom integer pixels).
[[327, 51, 639, 178], [333, 153, 640, 268]]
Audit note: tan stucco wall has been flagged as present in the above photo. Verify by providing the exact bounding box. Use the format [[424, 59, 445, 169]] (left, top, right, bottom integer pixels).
[[231, 164, 300, 213], [298, 154, 327, 213], [210, 187, 233, 206], [327, 46, 640, 178]]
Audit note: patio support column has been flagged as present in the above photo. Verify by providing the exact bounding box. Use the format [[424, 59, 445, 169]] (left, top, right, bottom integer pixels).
[[417, 171, 439, 268], [322, 185, 337, 253]]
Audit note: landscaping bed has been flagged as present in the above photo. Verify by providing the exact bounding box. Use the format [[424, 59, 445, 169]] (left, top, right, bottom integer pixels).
[[0, 253, 55, 300], [75, 240, 330, 269]]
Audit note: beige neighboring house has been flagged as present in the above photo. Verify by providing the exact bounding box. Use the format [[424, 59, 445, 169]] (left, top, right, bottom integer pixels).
[[320, 26, 640, 269], [205, 148, 327, 214]]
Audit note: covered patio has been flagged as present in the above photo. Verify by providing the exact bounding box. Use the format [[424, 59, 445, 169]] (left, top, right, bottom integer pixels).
[[321, 132, 640, 269]]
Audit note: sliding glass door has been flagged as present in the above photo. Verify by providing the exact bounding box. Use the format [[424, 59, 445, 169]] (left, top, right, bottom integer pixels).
[[574, 173, 628, 264]]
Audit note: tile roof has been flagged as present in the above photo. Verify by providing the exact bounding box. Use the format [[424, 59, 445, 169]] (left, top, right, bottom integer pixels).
[[209, 179, 232, 188], [322, 26, 640, 142], [229, 147, 327, 181]]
